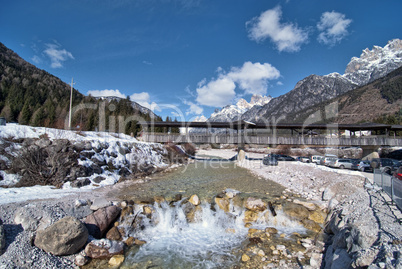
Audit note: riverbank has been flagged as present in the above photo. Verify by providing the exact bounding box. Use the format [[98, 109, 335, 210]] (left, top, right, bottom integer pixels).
[[0, 147, 401, 268], [197, 149, 402, 268]]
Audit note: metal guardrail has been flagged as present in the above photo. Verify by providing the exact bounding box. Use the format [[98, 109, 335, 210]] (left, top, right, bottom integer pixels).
[[373, 169, 402, 214]]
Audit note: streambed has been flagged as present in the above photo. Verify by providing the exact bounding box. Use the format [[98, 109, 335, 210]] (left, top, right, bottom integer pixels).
[[111, 161, 285, 202], [91, 161, 325, 268]]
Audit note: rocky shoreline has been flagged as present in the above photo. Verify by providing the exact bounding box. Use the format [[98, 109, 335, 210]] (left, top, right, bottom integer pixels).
[[0, 148, 401, 268]]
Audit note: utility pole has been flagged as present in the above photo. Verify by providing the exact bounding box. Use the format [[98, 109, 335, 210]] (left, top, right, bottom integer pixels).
[[68, 78, 75, 129]]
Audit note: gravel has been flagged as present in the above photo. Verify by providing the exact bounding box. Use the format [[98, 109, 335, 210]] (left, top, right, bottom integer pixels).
[[198, 149, 402, 268]]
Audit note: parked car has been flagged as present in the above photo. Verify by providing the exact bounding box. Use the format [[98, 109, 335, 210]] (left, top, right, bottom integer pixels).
[[296, 156, 311, 163], [352, 160, 372, 172], [370, 158, 394, 175], [391, 160, 402, 173], [393, 166, 402, 180], [321, 156, 338, 166], [330, 158, 354, 169], [263, 155, 278, 166], [276, 154, 296, 161], [269, 154, 295, 161], [311, 155, 323, 164], [319, 154, 337, 166]]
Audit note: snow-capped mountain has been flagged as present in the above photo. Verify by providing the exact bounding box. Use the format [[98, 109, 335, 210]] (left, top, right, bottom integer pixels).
[[243, 38, 402, 122], [343, 39, 402, 85], [208, 95, 271, 122]]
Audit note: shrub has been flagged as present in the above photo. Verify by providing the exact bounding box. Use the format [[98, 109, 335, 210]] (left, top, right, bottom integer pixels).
[[10, 139, 79, 188]]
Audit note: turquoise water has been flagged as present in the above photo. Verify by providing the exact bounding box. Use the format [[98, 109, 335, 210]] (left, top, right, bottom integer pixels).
[[115, 161, 285, 203]]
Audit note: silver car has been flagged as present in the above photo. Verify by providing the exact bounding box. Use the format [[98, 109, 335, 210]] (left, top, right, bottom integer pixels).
[[330, 158, 354, 169]]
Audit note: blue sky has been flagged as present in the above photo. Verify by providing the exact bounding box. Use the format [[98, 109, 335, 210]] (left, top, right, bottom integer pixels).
[[1, 0, 401, 120]]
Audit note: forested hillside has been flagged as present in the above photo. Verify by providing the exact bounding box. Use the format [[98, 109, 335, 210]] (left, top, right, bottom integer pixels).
[[288, 66, 402, 125], [0, 42, 161, 135]]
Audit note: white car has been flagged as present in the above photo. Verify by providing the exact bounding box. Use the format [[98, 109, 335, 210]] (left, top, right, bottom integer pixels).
[[311, 155, 323, 164]]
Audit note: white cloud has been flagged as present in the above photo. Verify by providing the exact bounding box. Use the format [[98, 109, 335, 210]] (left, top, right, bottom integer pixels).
[[87, 89, 126, 99], [130, 92, 150, 103], [196, 77, 236, 107], [44, 43, 74, 68], [247, 6, 309, 52], [228, 62, 280, 95], [183, 100, 203, 115], [195, 62, 280, 107], [130, 92, 161, 112], [317, 11, 352, 46]]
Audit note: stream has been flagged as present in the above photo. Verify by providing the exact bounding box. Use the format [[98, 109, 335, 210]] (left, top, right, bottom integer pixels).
[[91, 160, 323, 268]]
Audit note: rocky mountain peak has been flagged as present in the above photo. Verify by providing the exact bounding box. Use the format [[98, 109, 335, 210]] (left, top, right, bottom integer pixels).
[[344, 38, 402, 85], [250, 94, 272, 106], [236, 98, 252, 110], [208, 94, 272, 122]]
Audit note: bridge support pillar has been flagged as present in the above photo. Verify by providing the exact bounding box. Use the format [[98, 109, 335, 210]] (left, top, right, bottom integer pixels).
[[361, 146, 381, 160]]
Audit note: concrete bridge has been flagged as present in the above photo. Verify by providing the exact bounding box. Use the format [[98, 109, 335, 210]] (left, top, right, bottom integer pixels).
[[138, 121, 402, 147], [140, 132, 402, 147]]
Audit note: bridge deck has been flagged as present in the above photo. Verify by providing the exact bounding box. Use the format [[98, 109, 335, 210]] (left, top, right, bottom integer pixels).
[[141, 133, 402, 146]]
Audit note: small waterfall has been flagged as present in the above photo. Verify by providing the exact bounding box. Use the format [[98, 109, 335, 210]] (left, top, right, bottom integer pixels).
[[120, 197, 308, 269]]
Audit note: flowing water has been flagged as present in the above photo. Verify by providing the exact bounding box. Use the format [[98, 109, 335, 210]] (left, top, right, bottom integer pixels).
[[114, 160, 285, 202], [99, 161, 316, 268]]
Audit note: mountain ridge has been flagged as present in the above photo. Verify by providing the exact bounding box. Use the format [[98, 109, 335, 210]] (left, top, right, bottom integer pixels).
[[287, 66, 402, 125], [241, 38, 402, 123]]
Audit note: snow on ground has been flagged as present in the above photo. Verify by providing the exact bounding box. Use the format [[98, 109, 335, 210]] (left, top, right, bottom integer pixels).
[[0, 123, 139, 143], [0, 124, 168, 205]]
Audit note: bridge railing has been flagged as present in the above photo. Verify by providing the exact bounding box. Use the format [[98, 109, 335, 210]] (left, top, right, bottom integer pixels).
[[140, 132, 402, 146]]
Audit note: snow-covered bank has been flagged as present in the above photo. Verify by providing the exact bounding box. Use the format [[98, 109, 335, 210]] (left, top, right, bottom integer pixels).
[[0, 124, 170, 205], [0, 123, 139, 142]]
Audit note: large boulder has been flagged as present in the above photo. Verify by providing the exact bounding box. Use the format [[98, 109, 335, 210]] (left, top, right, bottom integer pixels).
[[34, 216, 88, 256], [83, 205, 121, 238]]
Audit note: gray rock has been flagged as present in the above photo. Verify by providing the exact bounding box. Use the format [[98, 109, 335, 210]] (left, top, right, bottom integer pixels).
[[89, 197, 111, 210], [34, 216, 88, 256], [92, 176, 105, 184], [325, 245, 352, 269], [70, 178, 91, 188], [322, 187, 336, 201], [352, 248, 379, 268], [63, 203, 93, 220], [14, 204, 42, 231]]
